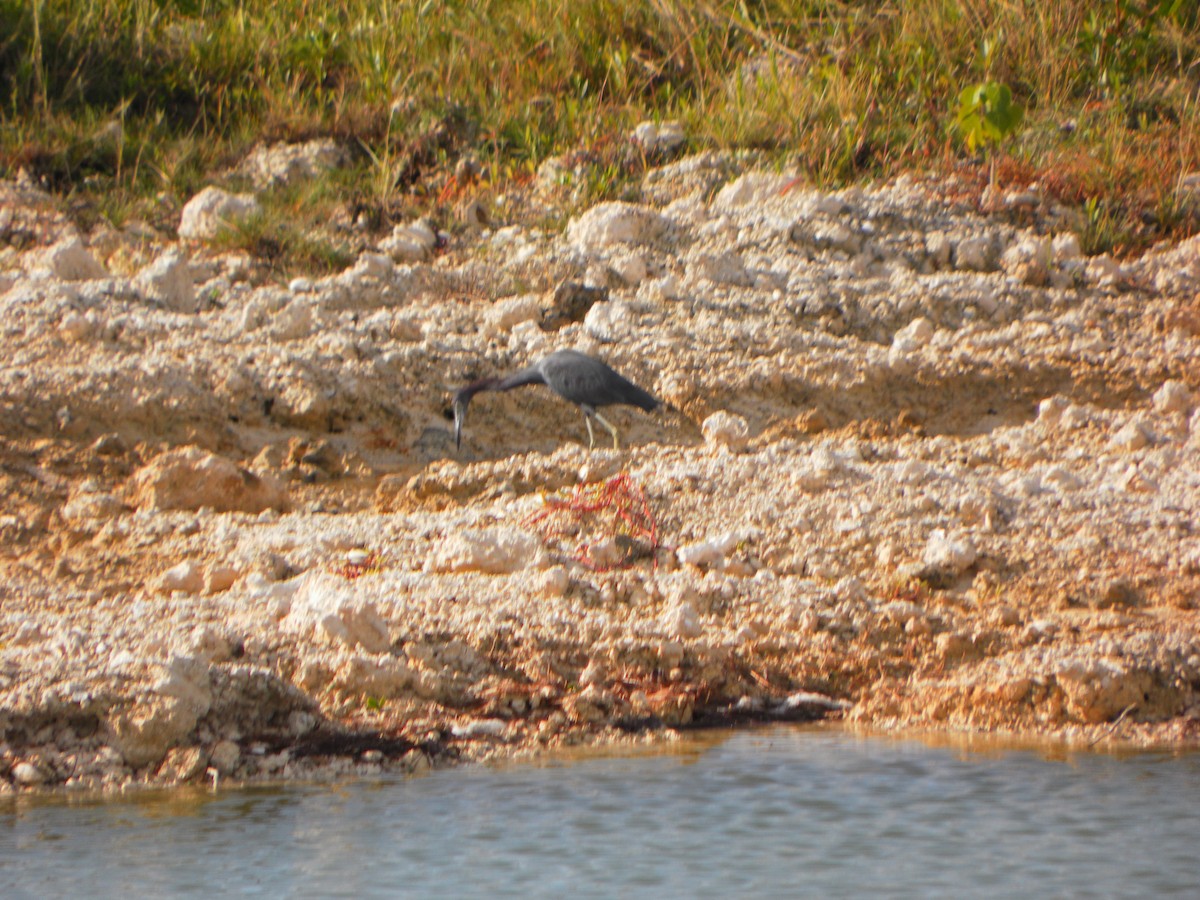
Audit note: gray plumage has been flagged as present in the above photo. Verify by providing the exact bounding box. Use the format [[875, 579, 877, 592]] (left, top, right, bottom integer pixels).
[[451, 349, 660, 450]]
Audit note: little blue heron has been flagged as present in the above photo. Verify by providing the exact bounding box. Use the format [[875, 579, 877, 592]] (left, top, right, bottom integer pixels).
[[452, 349, 660, 450]]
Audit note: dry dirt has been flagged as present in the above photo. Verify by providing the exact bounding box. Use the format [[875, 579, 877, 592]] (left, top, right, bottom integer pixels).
[[1, 150, 1199, 794]]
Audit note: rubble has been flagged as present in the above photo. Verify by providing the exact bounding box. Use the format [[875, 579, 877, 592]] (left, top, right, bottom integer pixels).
[[1, 155, 1198, 794]]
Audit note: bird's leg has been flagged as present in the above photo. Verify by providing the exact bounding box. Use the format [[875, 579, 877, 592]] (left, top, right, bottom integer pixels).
[[593, 412, 621, 450], [584, 413, 596, 450]]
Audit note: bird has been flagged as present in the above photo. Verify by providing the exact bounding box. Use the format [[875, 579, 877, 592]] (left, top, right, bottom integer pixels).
[[451, 349, 660, 451]]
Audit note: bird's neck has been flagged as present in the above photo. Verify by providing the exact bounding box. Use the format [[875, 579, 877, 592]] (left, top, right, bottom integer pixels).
[[454, 375, 502, 404]]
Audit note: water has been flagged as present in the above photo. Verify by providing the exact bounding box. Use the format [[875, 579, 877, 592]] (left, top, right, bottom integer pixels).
[[3, 726, 1198, 899]]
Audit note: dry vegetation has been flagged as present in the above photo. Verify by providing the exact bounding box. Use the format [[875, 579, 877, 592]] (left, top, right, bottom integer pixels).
[[2, 1, 1198, 265]]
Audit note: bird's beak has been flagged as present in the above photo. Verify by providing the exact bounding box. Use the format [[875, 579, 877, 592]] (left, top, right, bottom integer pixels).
[[453, 397, 467, 450]]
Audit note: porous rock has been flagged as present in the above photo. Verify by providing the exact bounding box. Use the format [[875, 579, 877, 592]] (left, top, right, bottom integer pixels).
[[39, 236, 107, 281], [631, 120, 685, 154], [158, 561, 205, 595], [179, 187, 261, 240], [567, 202, 668, 250], [284, 573, 392, 653], [135, 249, 195, 312], [701, 411, 750, 450], [583, 299, 633, 343], [131, 447, 288, 513], [424, 528, 547, 574], [240, 139, 348, 189], [109, 657, 212, 769], [922, 530, 978, 574], [1153, 380, 1192, 415]]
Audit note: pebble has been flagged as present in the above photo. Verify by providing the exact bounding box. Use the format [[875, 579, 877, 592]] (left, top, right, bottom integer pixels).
[[701, 411, 750, 451], [662, 601, 703, 639], [690, 251, 753, 286], [954, 235, 998, 271], [631, 120, 685, 154], [12, 762, 45, 786], [381, 221, 437, 262], [484, 294, 542, 335], [583, 299, 633, 343], [131, 447, 288, 514], [451, 719, 507, 738], [158, 561, 205, 594], [1153, 380, 1192, 415], [240, 139, 347, 189], [677, 531, 742, 569], [1109, 420, 1151, 452], [922, 530, 978, 574]]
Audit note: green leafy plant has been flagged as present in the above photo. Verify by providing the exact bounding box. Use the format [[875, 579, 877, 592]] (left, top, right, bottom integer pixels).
[[955, 81, 1024, 154], [955, 80, 1024, 190]]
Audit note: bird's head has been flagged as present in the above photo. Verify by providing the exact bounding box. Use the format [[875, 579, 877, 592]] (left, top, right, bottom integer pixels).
[[448, 375, 502, 451]]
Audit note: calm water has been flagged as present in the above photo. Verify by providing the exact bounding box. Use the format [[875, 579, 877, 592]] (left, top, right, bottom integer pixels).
[[3, 726, 1198, 899]]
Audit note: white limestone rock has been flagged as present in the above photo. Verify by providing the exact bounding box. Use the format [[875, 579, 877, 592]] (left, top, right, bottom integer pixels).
[[925, 231, 952, 268], [631, 120, 685, 154], [109, 657, 213, 769], [158, 561, 205, 595], [135, 250, 195, 312], [664, 601, 703, 640], [922, 530, 978, 574], [1109, 419, 1151, 452], [690, 251, 752, 287], [954, 235, 999, 271], [893, 316, 934, 352], [1001, 237, 1052, 286], [179, 187, 261, 240], [1153, 380, 1192, 415], [1087, 254, 1126, 286], [58, 310, 97, 342], [266, 297, 315, 341], [567, 202, 668, 251], [701, 411, 750, 451], [1052, 233, 1082, 261], [485, 294, 542, 335], [609, 252, 648, 286], [240, 139, 348, 189], [39, 236, 107, 281], [1037, 396, 1071, 426], [61, 488, 125, 525], [1055, 657, 1150, 724], [424, 528, 547, 574], [12, 762, 46, 786], [285, 573, 391, 653], [583, 299, 633, 343], [381, 221, 437, 262], [677, 531, 743, 569], [333, 653, 416, 699], [712, 173, 795, 212]]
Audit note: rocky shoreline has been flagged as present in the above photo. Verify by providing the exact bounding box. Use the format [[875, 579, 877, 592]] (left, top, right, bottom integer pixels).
[[2, 144, 1199, 794]]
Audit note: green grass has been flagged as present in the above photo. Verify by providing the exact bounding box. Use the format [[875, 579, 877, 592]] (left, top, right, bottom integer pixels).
[[2, 0, 1198, 264]]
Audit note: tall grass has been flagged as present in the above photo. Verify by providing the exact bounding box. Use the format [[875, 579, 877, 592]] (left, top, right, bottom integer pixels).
[[1, 1, 1197, 257]]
